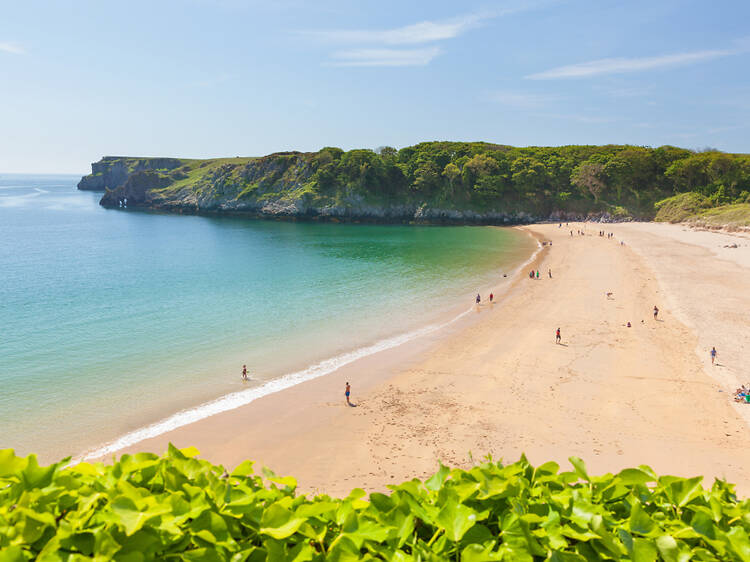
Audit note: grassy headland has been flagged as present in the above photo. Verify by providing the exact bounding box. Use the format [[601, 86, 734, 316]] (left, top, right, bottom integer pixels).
[[79, 143, 750, 225]]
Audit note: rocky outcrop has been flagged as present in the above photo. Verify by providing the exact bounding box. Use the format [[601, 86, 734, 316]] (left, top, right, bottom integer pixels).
[[78, 157, 182, 191], [99, 171, 173, 208]]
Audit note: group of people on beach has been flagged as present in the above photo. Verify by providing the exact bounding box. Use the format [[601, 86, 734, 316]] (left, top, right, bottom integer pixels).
[[475, 292, 494, 305], [528, 269, 551, 279], [734, 383, 749, 403]]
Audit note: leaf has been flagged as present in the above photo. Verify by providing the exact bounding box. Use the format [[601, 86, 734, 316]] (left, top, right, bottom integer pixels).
[[339, 513, 390, 548], [655, 536, 683, 562], [568, 457, 589, 482], [617, 468, 655, 486], [632, 538, 658, 562], [230, 460, 255, 477], [546, 551, 587, 562], [461, 543, 503, 561], [179, 446, 201, 458], [629, 501, 658, 536], [260, 503, 305, 539], [0, 546, 26, 562], [726, 526, 750, 562], [19, 455, 56, 489], [667, 476, 705, 508], [436, 499, 479, 542], [0, 449, 27, 478], [268, 475, 297, 491], [111, 497, 150, 536], [425, 463, 450, 491]]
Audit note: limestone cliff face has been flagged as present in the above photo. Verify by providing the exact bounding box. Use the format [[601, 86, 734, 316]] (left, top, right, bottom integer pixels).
[[99, 171, 174, 207], [77, 157, 182, 191]]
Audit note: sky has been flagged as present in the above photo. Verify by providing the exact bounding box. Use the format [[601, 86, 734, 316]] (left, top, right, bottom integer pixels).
[[1, 0, 749, 173]]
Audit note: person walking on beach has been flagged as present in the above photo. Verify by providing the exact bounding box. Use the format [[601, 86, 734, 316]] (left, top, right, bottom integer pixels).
[[555, 328, 561, 344], [536, 270, 539, 279], [711, 347, 717, 365], [653, 305, 659, 320], [548, 269, 552, 278], [242, 365, 248, 381], [476, 293, 481, 305], [489, 292, 494, 303], [345, 382, 351, 405]]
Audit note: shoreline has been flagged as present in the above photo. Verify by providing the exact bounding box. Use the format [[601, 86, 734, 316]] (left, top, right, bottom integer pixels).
[[76, 228, 541, 463], [87, 221, 750, 496]]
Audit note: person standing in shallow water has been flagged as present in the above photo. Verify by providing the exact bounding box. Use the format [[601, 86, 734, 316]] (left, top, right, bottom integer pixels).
[[489, 292, 494, 303], [345, 382, 351, 405], [476, 293, 481, 305], [241, 365, 248, 381]]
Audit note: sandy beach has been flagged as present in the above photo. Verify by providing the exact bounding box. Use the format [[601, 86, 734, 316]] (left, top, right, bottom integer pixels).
[[94, 222, 750, 496]]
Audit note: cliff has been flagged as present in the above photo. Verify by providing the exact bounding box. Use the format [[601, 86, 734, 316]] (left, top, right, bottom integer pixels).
[[79, 142, 750, 224], [77, 156, 183, 191]]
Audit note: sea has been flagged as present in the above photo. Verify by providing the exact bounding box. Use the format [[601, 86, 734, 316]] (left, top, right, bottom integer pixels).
[[0, 174, 537, 462]]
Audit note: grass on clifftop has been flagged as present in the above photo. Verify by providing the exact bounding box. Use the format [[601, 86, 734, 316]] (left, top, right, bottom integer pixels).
[[654, 193, 713, 223], [2, 446, 750, 560], [655, 193, 750, 228], [689, 203, 750, 228]]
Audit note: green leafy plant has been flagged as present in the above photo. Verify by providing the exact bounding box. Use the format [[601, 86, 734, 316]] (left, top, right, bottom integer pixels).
[[1, 447, 749, 560]]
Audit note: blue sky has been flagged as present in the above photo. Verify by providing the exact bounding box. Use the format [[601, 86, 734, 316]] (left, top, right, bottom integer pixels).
[[1, 0, 749, 173]]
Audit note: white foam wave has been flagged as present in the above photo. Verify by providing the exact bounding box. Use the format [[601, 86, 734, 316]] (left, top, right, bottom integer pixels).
[[77, 308, 472, 462]]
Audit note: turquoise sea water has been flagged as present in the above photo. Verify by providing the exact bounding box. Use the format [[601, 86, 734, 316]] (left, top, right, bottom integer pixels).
[[0, 175, 536, 460]]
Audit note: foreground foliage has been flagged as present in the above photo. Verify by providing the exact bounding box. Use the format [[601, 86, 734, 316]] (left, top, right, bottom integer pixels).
[[1, 447, 749, 561]]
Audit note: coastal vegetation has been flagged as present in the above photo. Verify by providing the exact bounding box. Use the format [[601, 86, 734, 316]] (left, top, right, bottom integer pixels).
[[3, 446, 750, 560], [80, 143, 750, 224]]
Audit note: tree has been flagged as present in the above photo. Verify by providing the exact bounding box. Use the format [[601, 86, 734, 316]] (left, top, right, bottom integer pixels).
[[442, 162, 461, 195], [511, 157, 547, 195], [376, 146, 397, 159], [665, 155, 710, 192], [571, 161, 607, 201], [412, 161, 441, 194], [462, 154, 499, 189]]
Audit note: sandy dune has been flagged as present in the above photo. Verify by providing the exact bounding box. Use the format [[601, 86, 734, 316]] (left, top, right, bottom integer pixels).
[[98, 222, 750, 496]]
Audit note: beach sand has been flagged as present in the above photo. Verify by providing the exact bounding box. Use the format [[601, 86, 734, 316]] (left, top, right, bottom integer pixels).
[[94, 222, 750, 496]]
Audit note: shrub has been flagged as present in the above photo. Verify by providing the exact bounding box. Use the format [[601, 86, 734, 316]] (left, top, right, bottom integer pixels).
[[654, 192, 712, 223], [2, 447, 750, 560]]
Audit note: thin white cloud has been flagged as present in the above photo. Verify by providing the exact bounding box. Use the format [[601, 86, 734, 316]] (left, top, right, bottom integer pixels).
[[303, 2, 555, 68], [527, 49, 736, 80], [329, 47, 440, 67], [0, 42, 25, 55], [303, 12, 489, 45]]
